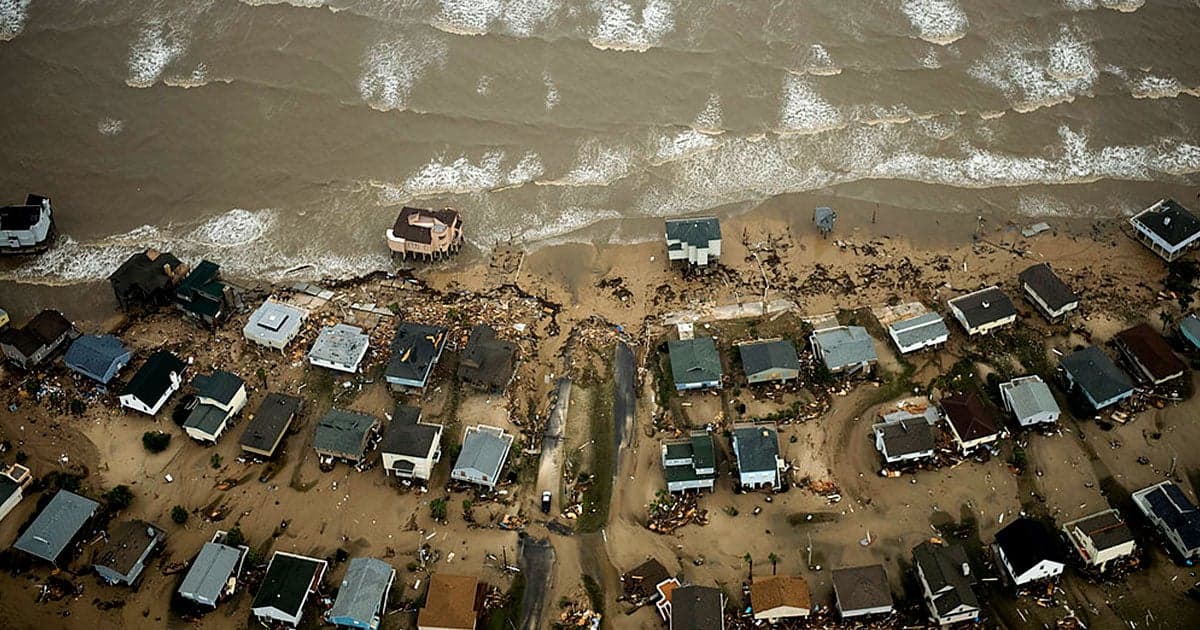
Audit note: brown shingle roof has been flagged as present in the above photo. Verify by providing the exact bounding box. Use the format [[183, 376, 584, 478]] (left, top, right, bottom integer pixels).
[[391, 207, 461, 245], [418, 573, 480, 629], [941, 391, 1000, 443], [751, 575, 811, 615], [1115, 323, 1186, 383]]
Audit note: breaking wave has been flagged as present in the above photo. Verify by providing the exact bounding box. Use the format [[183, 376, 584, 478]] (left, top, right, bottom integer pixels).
[[778, 75, 845, 134], [358, 31, 449, 111], [901, 0, 969, 46], [969, 24, 1098, 113], [588, 0, 675, 52], [0, 0, 32, 41]]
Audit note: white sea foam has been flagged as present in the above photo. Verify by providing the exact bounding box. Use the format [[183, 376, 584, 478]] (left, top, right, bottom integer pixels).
[[188, 208, 275, 247], [162, 63, 210, 88], [543, 70, 559, 110], [588, 0, 674, 52], [1046, 25, 1096, 83], [399, 150, 543, 197], [1130, 75, 1199, 99], [653, 128, 718, 163], [1017, 193, 1075, 217], [969, 25, 1097, 113], [797, 44, 841, 76], [1062, 0, 1144, 11], [544, 140, 636, 186], [126, 19, 190, 88], [505, 151, 546, 186], [476, 75, 492, 95], [693, 93, 722, 133], [98, 118, 125, 137], [778, 75, 843, 134], [901, 0, 968, 45], [358, 33, 448, 111], [1150, 143, 1200, 176], [430, 0, 559, 37], [0, 0, 32, 41]]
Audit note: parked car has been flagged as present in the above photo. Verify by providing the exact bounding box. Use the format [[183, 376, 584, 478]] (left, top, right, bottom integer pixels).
[[541, 491, 552, 514]]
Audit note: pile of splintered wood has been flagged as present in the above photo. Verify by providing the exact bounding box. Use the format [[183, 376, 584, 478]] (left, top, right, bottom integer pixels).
[[646, 493, 709, 534]]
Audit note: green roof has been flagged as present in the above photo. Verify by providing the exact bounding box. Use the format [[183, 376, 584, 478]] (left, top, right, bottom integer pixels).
[[668, 337, 722, 386], [691, 433, 715, 469], [665, 442, 693, 461], [252, 552, 325, 616], [664, 464, 716, 484]]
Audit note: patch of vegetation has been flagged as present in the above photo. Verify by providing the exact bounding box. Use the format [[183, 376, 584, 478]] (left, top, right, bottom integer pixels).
[[577, 376, 616, 533], [430, 497, 447, 522], [751, 401, 801, 423], [210, 453, 223, 469], [1008, 446, 1028, 473], [142, 431, 171, 453], [1165, 259, 1200, 309], [170, 505, 189, 524], [224, 525, 246, 548], [582, 574, 604, 614], [929, 357, 981, 395], [35, 471, 83, 493], [484, 575, 524, 630], [69, 398, 86, 416], [103, 485, 134, 511]]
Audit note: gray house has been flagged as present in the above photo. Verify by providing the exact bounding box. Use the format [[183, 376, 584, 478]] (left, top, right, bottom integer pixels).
[[93, 520, 165, 586], [108, 249, 187, 311], [887, 311, 949, 354], [1000, 375, 1060, 427], [1, 309, 78, 369], [665, 217, 721, 268], [1018, 263, 1079, 322], [1129, 198, 1200, 262], [913, 541, 980, 626], [662, 432, 717, 493], [668, 337, 722, 390], [947, 286, 1017, 335], [64, 334, 132, 384], [239, 393, 303, 458], [1060, 346, 1135, 410], [178, 538, 248, 608], [670, 584, 725, 630], [873, 407, 938, 465], [314, 409, 381, 465], [457, 324, 518, 391], [252, 551, 328, 627], [309, 323, 370, 373], [451, 425, 515, 489], [811, 326, 878, 374], [832, 564, 894, 619], [1132, 481, 1200, 563], [386, 322, 448, 390], [731, 423, 784, 490], [328, 557, 396, 630], [739, 339, 800, 384], [243, 301, 308, 351], [13, 490, 99, 565]]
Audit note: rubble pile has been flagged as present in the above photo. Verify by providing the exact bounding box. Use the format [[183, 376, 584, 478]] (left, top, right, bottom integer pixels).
[[646, 493, 709, 534]]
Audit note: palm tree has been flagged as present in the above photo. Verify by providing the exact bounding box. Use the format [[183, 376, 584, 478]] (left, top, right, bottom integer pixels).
[[768, 552, 779, 575]]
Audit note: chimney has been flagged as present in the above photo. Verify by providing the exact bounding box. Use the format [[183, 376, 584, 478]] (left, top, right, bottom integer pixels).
[[1164, 216, 1172, 226], [981, 301, 990, 309], [961, 562, 970, 576]]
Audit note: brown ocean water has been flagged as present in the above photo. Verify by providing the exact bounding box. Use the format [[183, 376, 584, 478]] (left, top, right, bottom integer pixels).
[[0, 0, 1198, 285]]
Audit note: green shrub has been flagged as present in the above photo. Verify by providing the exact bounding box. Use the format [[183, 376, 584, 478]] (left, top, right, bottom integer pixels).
[[171, 505, 188, 524], [142, 431, 171, 453], [103, 485, 134, 511]]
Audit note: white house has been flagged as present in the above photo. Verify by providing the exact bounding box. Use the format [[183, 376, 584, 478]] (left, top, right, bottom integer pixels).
[[1129, 198, 1200, 262], [999, 375, 1060, 427], [183, 370, 248, 443], [873, 406, 938, 465], [380, 405, 443, 482], [750, 575, 811, 623], [946, 286, 1016, 336], [119, 350, 185, 416], [913, 541, 980, 626], [993, 518, 1066, 587], [252, 552, 328, 628], [1062, 509, 1137, 572], [0, 464, 31, 524], [665, 217, 721, 268], [887, 312, 950, 354], [243, 301, 308, 351], [308, 324, 370, 373], [1132, 481, 1200, 563], [1018, 263, 1079, 321], [731, 423, 784, 490], [662, 432, 717, 493]]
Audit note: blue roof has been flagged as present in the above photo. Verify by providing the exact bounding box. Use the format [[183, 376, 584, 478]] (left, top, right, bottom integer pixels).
[[64, 335, 131, 384]]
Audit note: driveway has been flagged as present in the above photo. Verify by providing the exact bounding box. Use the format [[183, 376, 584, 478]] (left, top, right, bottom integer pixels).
[[518, 534, 556, 630], [614, 341, 636, 470], [535, 378, 570, 514]]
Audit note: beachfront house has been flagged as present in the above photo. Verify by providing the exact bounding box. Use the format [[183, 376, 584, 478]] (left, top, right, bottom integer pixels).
[[309, 323, 370, 373], [1063, 509, 1137, 572], [1060, 346, 1135, 410], [888, 311, 950, 354], [1115, 323, 1187, 385], [178, 536, 248, 609], [621, 558, 676, 615], [873, 406, 938, 465], [243, 300, 308, 351], [314, 409, 381, 466], [239, 393, 303, 458], [731, 423, 784, 491], [385, 206, 464, 261], [417, 573, 486, 630], [64, 334, 132, 385], [380, 404, 442, 482], [668, 337, 722, 391], [1132, 481, 1200, 563], [119, 350, 185, 416], [751, 575, 811, 623], [941, 391, 1001, 453], [451, 425, 515, 489], [457, 324, 518, 392], [0, 309, 78, 369], [670, 585, 726, 630], [175, 260, 232, 329], [999, 375, 1061, 427], [993, 518, 1066, 587], [0, 194, 53, 253], [328, 557, 396, 630], [12, 490, 99, 566], [811, 326, 878, 375], [1018, 263, 1079, 322], [947, 286, 1016, 336], [108, 249, 187, 311], [664, 217, 721, 269], [93, 520, 165, 586], [251, 551, 328, 628], [831, 564, 894, 619], [738, 339, 800, 384], [1181, 314, 1200, 351], [1129, 198, 1200, 262], [0, 464, 32, 524], [183, 370, 248, 443], [913, 541, 980, 626], [386, 322, 448, 391], [661, 431, 717, 493]]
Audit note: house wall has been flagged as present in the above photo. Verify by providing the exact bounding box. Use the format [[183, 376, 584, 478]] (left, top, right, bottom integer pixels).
[[119, 372, 182, 416], [875, 433, 934, 464], [890, 329, 948, 354], [917, 565, 978, 625], [675, 379, 719, 391], [185, 416, 230, 443], [667, 478, 715, 493], [451, 468, 498, 488], [0, 487, 23, 523], [754, 604, 810, 621], [737, 468, 779, 490], [1069, 527, 1135, 568], [311, 354, 364, 374], [1130, 221, 1198, 262], [253, 605, 302, 628], [382, 451, 437, 481], [666, 238, 721, 266], [1015, 409, 1059, 427], [2, 206, 51, 247], [1023, 284, 1078, 321], [747, 367, 800, 384], [838, 602, 893, 618]]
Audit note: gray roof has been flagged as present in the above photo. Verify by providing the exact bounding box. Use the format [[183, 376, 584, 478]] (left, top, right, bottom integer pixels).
[[874, 419, 935, 457], [739, 340, 800, 377], [668, 337, 722, 386], [382, 404, 441, 458], [1060, 346, 1134, 406], [386, 322, 447, 386], [889, 312, 949, 348], [1019, 263, 1077, 311], [13, 490, 99, 562], [1181, 315, 1200, 348], [328, 557, 395, 625], [732, 424, 780, 473], [913, 542, 978, 617], [309, 324, 369, 366], [832, 564, 893, 613], [243, 301, 307, 345], [179, 542, 243, 605], [1067, 510, 1135, 552], [239, 393, 302, 455], [314, 409, 380, 459], [184, 403, 229, 436], [812, 326, 878, 371], [192, 370, 244, 405], [665, 217, 721, 249], [0, 476, 19, 504], [63, 335, 131, 383], [670, 585, 724, 630], [1001, 376, 1059, 422], [948, 286, 1016, 328], [453, 426, 514, 482]]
